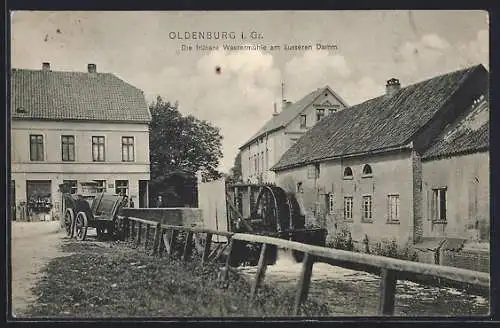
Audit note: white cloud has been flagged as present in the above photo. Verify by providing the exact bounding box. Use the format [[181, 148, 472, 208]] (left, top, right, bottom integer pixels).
[[421, 34, 450, 50], [283, 51, 384, 105], [134, 49, 282, 173], [393, 31, 489, 82], [283, 51, 352, 100]]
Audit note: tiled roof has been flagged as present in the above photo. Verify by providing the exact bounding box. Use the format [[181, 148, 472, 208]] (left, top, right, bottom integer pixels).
[[239, 86, 347, 149], [11, 68, 151, 123], [272, 64, 487, 171], [422, 99, 489, 160]]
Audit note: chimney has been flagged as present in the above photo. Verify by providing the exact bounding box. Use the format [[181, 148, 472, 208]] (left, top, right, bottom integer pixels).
[[87, 63, 97, 73], [282, 99, 293, 109], [386, 78, 401, 97], [273, 102, 279, 117], [42, 62, 50, 72]]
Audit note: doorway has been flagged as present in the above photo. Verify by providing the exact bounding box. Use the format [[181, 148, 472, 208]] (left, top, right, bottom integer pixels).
[[139, 180, 149, 208]]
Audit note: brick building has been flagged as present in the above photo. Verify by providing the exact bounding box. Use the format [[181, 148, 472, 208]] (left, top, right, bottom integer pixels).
[[10, 63, 151, 220], [271, 65, 489, 251], [239, 86, 348, 184]]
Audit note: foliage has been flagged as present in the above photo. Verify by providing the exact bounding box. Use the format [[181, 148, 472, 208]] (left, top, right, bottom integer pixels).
[[25, 240, 331, 317], [149, 97, 224, 206], [370, 238, 419, 262], [326, 224, 354, 251], [226, 151, 242, 184]]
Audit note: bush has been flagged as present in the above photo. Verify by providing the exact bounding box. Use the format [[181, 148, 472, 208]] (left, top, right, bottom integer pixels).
[[371, 238, 419, 262], [326, 225, 354, 251]]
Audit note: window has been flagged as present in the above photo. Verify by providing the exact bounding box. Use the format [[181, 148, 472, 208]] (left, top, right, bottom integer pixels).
[[29, 135, 44, 161], [63, 180, 78, 194], [387, 195, 400, 223], [362, 164, 373, 177], [121, 136, 135, 162], [431, 188, 447, 222], [94, 180, 107, 193], [61, 135, 75, 161], [329, 108, 336, 115], [343, 167, 353, 179], [316, 109, 325, 121], [328, 193, 335, 215], [362, 195, 373, 222], [300, 115, 307, 128], [344, 197, 353, 220], [307, 163, 320, 179], [92, 136, 105, 162], [115, 180, 129, 195]]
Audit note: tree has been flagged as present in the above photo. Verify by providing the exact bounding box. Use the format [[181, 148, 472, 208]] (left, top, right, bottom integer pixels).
[[226, 150, 242, 184], [149, 96, 223, 206]]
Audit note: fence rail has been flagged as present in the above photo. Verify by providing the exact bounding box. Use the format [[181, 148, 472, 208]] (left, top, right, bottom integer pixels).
[[117, 215, 490, 316]]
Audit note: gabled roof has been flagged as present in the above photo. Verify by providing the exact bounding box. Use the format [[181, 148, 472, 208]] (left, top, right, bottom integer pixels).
[[11, 68, 151, 123], [422, 99, 489, 160], [272, 64, 487, 171], [239, 85, 348, 149]]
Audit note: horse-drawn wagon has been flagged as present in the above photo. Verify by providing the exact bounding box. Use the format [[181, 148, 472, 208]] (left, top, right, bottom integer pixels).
[[62, 181, 128, 241]]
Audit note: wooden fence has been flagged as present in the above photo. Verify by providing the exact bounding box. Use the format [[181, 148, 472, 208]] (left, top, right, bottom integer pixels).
[[118, 216, 490, 316]]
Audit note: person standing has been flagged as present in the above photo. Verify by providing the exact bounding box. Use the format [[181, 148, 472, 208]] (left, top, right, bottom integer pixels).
[[156, 195, 163, 208]]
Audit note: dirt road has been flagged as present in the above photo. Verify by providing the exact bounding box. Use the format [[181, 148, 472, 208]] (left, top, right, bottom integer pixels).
[[11, 221, 66, 317]]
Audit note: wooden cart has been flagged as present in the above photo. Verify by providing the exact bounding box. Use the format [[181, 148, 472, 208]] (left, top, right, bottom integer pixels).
[[63, 192, 128, 241]]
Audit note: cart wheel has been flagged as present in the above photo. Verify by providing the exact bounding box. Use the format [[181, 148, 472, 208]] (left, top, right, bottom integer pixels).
[[64, 208, 75, 238], [96, 226, 104, 240], [75, 212, 88, 241]]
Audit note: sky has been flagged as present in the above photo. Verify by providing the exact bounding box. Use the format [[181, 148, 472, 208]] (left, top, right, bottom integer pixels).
[[10, 10, 489, 172]]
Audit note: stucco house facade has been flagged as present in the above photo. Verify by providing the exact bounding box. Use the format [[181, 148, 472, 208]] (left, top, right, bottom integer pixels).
[[271, 65, 489, 250], [239, 86, 348, 184], [420, 98, 489, 243], [11, 63, 151, 220]]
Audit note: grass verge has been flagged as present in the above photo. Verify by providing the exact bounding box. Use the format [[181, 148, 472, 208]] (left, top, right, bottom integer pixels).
[[25, 240, 330, 318]]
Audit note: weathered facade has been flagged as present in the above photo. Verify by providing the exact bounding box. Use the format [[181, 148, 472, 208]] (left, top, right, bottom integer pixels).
[[240, 86, 348, 184], [271, 65, 489, 249], [11, 63, 152, 219], [420, 100, 489, 243]]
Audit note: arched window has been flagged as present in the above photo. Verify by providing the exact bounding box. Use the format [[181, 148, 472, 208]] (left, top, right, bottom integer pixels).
[[343, 167, 353, 179], [362, 164, 373, 177]]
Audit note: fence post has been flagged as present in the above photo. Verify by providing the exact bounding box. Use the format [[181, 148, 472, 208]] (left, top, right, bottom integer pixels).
[[158, 228, 167, 257], [152, 223, 162, 256], [136, 222, 142, 248], [122, 217, 128, 240], [251, 243, 268, 299], [219, 238, 235, 287], [145, 224, 151, 250], [168, 229, 178, 259], [202, 233, 213, 265], [293, 252, 314, 315], [378, 268, 397, 315], [182, 231, 194, 261], [130, 220, 136, 242]]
